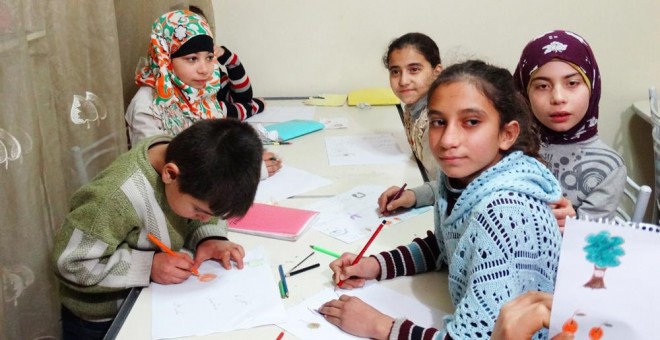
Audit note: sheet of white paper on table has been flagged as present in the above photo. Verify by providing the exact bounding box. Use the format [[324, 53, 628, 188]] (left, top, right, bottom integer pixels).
[[255, 165, 332, 203], [245, 106, 316, 123], [548, 219, 660, 340], [324, 134, 409, 166], [305, 185, 432, 243], [150, 247, 286, 340], [279, 282, 448, 339], [319, 117, 349, 129]]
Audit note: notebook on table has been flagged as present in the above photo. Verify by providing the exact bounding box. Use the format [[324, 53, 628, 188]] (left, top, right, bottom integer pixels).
[[227, 203, 319, 241], [264, 119, 325, 141]]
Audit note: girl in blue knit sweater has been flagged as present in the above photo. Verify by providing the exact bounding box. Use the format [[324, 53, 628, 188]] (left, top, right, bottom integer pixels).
[[320, 60, 563, 340]]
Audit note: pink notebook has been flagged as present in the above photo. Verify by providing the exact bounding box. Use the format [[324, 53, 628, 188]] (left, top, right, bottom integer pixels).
[[227, 203, 319, 241]]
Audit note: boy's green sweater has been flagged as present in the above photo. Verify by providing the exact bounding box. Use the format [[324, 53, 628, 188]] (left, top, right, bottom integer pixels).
[[52, 135, 228, 321]]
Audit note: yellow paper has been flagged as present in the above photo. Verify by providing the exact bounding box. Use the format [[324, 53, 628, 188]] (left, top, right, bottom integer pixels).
[[347, 87, 400, 106], [303, 94, 347, 106]]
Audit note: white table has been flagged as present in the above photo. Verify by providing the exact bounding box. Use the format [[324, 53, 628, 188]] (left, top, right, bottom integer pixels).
[[111, 102, 453, 339]]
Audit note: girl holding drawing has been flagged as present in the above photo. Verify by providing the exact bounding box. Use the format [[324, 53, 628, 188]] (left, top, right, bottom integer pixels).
[[125, 10, 281, 178], [320, 60, 562, 339], [384, 32, 443, 180], [513, 30, 626, 228]]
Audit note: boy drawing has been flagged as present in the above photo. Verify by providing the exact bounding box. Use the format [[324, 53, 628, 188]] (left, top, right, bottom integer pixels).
[[52, 119, 263, 339]]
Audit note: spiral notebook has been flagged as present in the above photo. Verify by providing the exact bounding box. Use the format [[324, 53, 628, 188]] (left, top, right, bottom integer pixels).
[[548, 218, 660, 339], [227, 203, 319, 241]]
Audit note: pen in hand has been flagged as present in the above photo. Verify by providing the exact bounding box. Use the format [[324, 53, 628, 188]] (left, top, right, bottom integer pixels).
[[381, 183, 407, 216], [147, 233, 199, 276]]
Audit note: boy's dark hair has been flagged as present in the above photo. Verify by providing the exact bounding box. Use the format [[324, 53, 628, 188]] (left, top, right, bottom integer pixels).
[[165, 119, 263, 218], [428, 60, 542, 161], [383, 32, 442, 69]]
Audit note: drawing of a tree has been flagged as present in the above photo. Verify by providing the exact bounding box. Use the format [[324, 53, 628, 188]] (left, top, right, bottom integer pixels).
[[583, 231, 625, 289]]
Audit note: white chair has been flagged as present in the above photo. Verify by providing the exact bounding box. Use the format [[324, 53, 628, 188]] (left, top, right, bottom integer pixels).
[[615, 176, 652, 223], [614, 177, 651, 222], [650, 86, 660, 223]]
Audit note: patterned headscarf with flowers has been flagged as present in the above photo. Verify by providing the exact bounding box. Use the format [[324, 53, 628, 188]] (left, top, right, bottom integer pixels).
[[136, 10, 223, 135], [513, 30, 600, 145]]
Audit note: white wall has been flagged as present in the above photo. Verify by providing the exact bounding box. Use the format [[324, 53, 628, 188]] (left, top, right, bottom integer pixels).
[[214, 0, 660, 185]]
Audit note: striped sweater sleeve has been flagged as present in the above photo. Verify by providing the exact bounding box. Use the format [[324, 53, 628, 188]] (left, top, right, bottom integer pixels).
[[373, 231, 446, 340], [216, 46, 265, 120]]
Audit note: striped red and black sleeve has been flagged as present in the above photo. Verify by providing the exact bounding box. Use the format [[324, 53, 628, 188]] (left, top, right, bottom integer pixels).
[[374, 230, 440, 280], [216, 46, 265, 120]]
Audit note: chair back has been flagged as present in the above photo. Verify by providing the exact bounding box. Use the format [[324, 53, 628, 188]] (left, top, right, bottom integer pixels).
[[615, 176, 652, 223]]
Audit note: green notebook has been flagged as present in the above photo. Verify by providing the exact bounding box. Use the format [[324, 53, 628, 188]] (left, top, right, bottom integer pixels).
[[265, 119, 325, 141]]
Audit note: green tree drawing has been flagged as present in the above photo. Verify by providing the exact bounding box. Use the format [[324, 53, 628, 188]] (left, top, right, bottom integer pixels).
[[583, 231, 625, 289]]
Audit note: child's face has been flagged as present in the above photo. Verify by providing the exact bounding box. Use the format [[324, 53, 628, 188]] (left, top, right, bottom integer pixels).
[[428, 82, 518, 187], [164, 178, 214, 222], [388, 46, 442, 105], [527, 60, 590, 132], [171, 51, 216, 89]]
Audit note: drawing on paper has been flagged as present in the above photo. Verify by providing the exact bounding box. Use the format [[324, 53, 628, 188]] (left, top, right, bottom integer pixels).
[[559, 310, 586, 337], [582, 231, 625, 289], [198, 273, 217, 282]]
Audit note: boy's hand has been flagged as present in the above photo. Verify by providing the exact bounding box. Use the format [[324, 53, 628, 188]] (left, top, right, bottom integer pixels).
[[150, 252, 195, 284], [263, 151, 282, 177], [194, 239, 245, 270], [377, 186, 415, 216], [329, 253, 380, 289]]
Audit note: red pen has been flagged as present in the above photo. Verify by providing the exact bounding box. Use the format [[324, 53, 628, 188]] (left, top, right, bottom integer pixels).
[[276, 330, 285, 340], [336, 220, 387, 288], [382, 183, 407, 215]]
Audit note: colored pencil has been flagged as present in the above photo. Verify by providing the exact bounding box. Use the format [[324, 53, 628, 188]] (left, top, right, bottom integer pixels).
[[147, 233, 199, 276], [310, 245, 341, 258], [276, 330, 285, 340], [278, 264, 289, 298], [286, 251, 315, 275], [286, 263, 320, 277], [336, 220, 387, 288]]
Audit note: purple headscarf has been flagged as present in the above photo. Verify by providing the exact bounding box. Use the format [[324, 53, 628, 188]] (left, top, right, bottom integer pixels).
[[513, 30, 600, 145]]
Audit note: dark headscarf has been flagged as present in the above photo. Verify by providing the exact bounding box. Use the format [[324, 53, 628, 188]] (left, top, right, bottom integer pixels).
[[513, 30, 600, 144]]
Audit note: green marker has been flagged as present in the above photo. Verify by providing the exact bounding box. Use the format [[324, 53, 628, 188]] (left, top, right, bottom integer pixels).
[[310, 245, 341, 258], [278, 280, 285, 299]]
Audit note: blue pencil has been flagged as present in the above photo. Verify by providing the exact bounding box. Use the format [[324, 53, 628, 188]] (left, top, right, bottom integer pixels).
[[278, 264, 289, 298]]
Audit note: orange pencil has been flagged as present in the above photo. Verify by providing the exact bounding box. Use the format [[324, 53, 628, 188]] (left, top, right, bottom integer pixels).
[[336, 220, 387, 288], [147, 233, 199, 276]]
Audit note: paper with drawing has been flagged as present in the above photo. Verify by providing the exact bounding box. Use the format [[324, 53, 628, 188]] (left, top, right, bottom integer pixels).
[[255, 165, 332, 203], [150, 247, 285, 339], [324, 134, 409, 166], [305, 185, 432, 243], [279, 282, 448, 339], [549, 218, 660, 340]]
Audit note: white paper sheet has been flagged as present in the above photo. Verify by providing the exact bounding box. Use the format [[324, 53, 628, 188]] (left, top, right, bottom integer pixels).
[[246, 106, 316, 123], [324, 134, 409, 166], [255, 165, 333, 203], [150, 247, 286, 339], [305, 185, 432, 243], [279, 282, 448, 339], [548, 219, 660, 339]]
